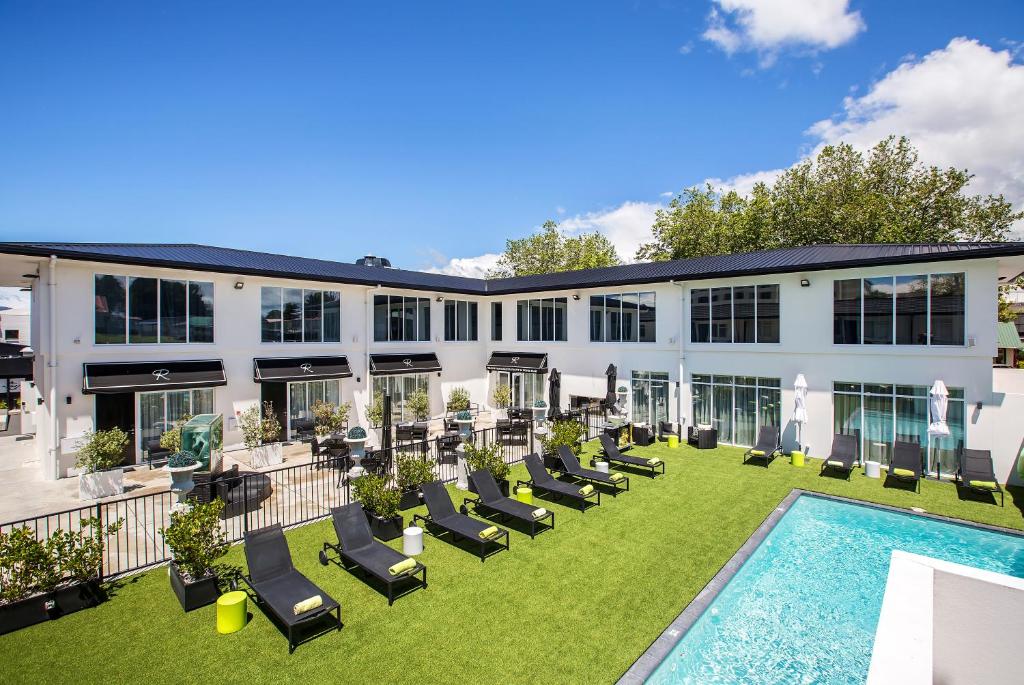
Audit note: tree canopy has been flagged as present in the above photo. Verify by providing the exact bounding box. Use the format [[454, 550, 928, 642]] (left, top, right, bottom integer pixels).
[[636, 137, 1022, 262], [488, 220, 621, 278]]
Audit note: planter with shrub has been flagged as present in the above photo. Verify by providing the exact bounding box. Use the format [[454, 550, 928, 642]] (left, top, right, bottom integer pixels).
[[407, 389, 430, 422], [533, 399, 548, 422], [396, 453, 434, 510], [464, 441, 511, 496], [540, 419, 584, 471], [0, 516, 122, 634], [75, 428, 128, 500], [160, 500, 229, 611], [492, 383, 511, 420], [239, 402, 283, 468], [352, 474, 403, 541], [164, 452, 202, 511], [312, 400, 350, 438], [446, 386, 470, 413]]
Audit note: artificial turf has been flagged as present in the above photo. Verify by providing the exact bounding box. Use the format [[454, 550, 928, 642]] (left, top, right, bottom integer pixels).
[[1, 442, 1021, 685]]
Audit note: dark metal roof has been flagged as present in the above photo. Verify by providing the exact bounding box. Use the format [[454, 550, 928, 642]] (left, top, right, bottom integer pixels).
[[1, 241, 1022, 296]]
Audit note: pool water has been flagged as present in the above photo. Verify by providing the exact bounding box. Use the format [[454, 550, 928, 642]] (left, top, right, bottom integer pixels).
[[648, 495, 1024, 684]]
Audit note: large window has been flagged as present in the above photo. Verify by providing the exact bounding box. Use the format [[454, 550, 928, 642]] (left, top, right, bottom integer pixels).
[[444, 300, 478, 341], [833, 382, 965, 475], [372, 374, 430, 423], [833, 273, 964, 346], [691, 375, 781, 446], [95, 274, 214, 344], [632, 371, 670, 425], [516, 298, 567, 342], [590, 292, 656, 342], [373, 295, 430, 342], [690, 285, 779, 344], [261, 287, 340, 343], [288, 379, 341, 437], [139, 388, 215, 459], [496, 371, 545, 409], [491, 302, 502, 341]]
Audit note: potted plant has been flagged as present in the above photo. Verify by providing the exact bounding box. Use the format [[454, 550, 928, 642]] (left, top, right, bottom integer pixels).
[[239, 402, 283, 469], [164, 451, 202, 511], [493, 383, 511, 420], [351, 474, 403, 541], [312, 400, 350, 439], [0, 399, 7, 418], [454, 409, 474, 438], [366, 394, 385, 445], [407, 389, 430, 422], [75, 428, 128, 500], [0, 516, 122, 635], [345, 425, 368, 475], [446, 386, 470, 413], [464, 441, 511, 496], [396, 453, 434, 510], [158, 413, 192, 455], [160, 500, 228, 612], [533, 399, 548, 422], [540, 419, 584, 471]]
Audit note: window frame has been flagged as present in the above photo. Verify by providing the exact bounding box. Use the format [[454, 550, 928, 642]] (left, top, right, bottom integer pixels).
[[260, 286, 341, 344], [515, 297, 568, 342], [589, 291, 656, 343], [443, 299, 479, 342], [689, 284, 780, 345], [373, 294, 431, 343], [95, 273, 215, 345]]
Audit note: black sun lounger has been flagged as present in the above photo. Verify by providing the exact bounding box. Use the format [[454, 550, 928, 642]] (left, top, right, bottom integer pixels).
[[240, 524, 342, 653], [319, 503, 426, 605], [820, 434, 858, 480], [556, 445, 629, 495], [886, 440, 923, 493], [519, 453, 600, 512], [463, 469, 554, 538], [599, 433, 665, 477], [413, 481, 510, 561], [957, 448, 1004, 507], [742, 426, 781, 467]]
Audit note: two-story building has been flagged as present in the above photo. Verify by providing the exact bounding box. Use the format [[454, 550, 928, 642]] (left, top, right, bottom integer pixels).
[[0, 241, 1022, 484]]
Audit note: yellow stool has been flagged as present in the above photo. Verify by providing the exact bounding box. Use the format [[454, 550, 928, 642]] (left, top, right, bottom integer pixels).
[[516, 487, 533, 505], [216, 591, 247, 634], [667, 435, 679, 449], [791, 451, 805, 467]]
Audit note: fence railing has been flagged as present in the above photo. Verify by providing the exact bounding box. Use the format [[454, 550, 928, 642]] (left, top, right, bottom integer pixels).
[[0, 410, 608, 581]]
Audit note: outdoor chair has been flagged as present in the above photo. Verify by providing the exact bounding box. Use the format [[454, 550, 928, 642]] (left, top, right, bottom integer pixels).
[[413, 481, 510, 561], [519, 453, 600, 512], [463, 469, 554, 538], [320, 503, 426, 605], [742, 426, 781, 467], [657, 421, 677, 442], [240, 524, 342, 652], [598, 433, 665, 477], [820, 434, 858, 480], [886, 440, 923, 493], [510, 421, 529, 444], [956, 448, 1004, 507], [556, 445, 629, 495]]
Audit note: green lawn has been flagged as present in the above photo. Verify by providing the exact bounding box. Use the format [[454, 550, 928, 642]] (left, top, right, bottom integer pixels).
[[2, 442, 1021, 685]]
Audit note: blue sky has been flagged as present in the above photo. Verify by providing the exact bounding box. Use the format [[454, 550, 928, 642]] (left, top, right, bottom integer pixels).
[[1, 0, 1022, 286]]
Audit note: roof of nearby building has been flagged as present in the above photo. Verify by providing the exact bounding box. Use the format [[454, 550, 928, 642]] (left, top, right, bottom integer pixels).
[[1, 241, 1023, 295], [996, 322, 1023, 349]]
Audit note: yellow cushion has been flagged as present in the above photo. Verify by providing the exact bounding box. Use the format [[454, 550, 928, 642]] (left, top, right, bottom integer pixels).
[[293, 595, 322, 615], [578, 484, 594, 496], [969, 480, 997, 490], [647, 457, 662, 466], [609, 473, 624, 482], [388, 558, 417, 576], [826, 460, 845, 468], [892, 468, 916, 478], [478, 525, 500, 540], [750, 449, 765, 457], [531, 507, 547, 519]]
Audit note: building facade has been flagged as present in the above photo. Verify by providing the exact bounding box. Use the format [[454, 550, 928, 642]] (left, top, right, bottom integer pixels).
[[0, 241, 1022, 484]]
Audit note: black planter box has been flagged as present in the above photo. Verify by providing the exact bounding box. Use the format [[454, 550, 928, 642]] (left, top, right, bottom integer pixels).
[[366, 512, 404, 541], [468, 477, 510, 497], [0, 580, 103, 635], [398, 487, 421, 511], [169, 563, 220, 612]]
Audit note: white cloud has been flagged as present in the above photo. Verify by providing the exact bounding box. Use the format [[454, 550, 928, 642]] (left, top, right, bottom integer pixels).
[[704, 167, 786, 196], [0, 288, 29, 311], [558, 201, 662, 263], [677, 41, 695, 55], [703, 0, 864, 62], [425, 252, 502, 278]]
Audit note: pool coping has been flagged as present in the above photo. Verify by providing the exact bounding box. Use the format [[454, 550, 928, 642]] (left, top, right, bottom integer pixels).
[[616, 488, 1024, 684]]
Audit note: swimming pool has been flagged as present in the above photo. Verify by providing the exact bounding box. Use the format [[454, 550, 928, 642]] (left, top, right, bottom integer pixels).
[[645, 494, 1024, 684]]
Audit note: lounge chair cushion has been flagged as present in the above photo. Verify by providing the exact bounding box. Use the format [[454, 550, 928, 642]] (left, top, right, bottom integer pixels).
[[609, 473, 624, 482], [647, 457, 662, 466], [388, 558, 417, 576], [892, 468, 916, 478], [478, 526, 499, 540], [293, 595, 322, 615], [969, 480, 997, 489], [579, 484, 594, 496], [750, 450, 765, 456], [531, 508, 547, 519], [826, 460, 846, 468]]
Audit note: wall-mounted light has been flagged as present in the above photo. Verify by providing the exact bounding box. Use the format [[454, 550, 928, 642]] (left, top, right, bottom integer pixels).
[[800, 278, 810, 287], [65, 395, 72, 405], [436, 296, 444, 302], [572, 293, 581, 301], [976, 401, 983, 411], [73, 336, 81, 344], [21, 273, 38, 279], [234, 281, 245, 290], [356, 377, 361, 383]]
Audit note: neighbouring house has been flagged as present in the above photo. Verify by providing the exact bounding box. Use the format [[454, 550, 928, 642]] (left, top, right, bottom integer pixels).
[[0, 241, 1023, 484], [995, 321, 1023, 367]]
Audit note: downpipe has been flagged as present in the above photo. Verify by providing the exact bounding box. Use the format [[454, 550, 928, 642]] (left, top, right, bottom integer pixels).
[[46, 255, 58, 481]]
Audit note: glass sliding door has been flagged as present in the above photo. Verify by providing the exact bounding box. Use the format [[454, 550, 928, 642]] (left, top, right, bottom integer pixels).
[[692, 376, 712, 427], [691, 374, 781, 447], [138, 388, 215, 461], [371, 374, 429, 423], [712, 377, 734, 444], [288, 379, 341, 436], [631, 371, 669, 426], [862, 387, 894, 466], [733, 380, 757, 447]]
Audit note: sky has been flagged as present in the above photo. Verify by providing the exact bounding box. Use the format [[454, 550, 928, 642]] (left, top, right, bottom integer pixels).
[[1, 0, 1023, 308]]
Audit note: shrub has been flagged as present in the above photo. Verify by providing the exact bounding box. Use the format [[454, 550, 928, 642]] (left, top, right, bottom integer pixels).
[[167, 451, 198, 468], [312, 400, 350, 437], [534, 400, 547, 408], [617, 385, 628, 393], [158, 414, 192, 454], [160, 500, 228, 581], [396, 453, 435, 490], [347, 426, 367, 440], [446, 386, 471, 412], [352, 474, 400, 520], [0, 399, 7, 410], [541, 419, 584, 457], [493, 383, 511, 410], [238, 402, 281, 451], [464, 441, 510, 482], [75, 428, 128, 473], [407, 390, 430, 421], [366, 394, 385, 427], [455, 409, 472, 421]]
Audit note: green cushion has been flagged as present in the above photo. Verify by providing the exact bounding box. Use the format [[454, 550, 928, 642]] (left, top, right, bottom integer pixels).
[[578, 484, 594, 496], [750, 449, 765, 457], [892, 468, 916, 478], [647, 457, 662, 466], [478, 525, 500, 540], [969, 480, 997, 490], [609, 473, 624, 482], [826, 460, 845, 468], [388, 558, 417, 576]]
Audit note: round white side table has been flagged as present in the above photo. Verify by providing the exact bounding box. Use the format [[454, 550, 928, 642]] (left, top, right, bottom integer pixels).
[[864, 460, 881, 479], [403, 526, 424, 555], [594, 461, 609, 474]]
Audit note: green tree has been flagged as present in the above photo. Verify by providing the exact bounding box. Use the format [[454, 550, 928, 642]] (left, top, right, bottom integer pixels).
[[489, 220, 621, 278], [637, 137, 1021, 261]]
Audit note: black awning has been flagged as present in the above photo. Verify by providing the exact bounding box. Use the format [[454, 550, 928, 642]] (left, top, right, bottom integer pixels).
[[369, 353, 442, 376], [486, 351, 548, 373], [83, 359, 227, 394], [253, 355, 353, 383], [0, 355, 32, 380]]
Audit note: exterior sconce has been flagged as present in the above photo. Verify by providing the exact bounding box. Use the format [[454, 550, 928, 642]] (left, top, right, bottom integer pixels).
[[800, 278, 810, 287], [572, 293, 581, 301], [436, 296, 444, 302], [234, 281, 245, 290]]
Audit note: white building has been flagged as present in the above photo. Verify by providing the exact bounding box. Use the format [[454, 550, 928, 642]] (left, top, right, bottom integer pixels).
[[0, 307, 30, 344], [0, 241, 1022, 485]]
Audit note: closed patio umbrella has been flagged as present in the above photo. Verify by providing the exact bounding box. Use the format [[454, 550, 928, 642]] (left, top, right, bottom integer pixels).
[[928, 380, 949, 476], [381, 394, 393, 453], [605, 364, 617, 409], [793, 374, 808, 451], [548, 368, 561, 420]]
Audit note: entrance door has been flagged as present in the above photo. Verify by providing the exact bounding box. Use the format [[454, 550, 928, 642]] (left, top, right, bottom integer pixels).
[[260, 382, 287, 442], [95, 392, 136, 463]]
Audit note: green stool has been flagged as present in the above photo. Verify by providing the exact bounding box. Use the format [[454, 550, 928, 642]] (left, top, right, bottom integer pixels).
[[667, 435, 679, 449], [217, 591, 247, 634], [516, 487, 533, 505]]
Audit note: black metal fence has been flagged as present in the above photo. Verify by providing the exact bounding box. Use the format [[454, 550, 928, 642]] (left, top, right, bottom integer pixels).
[[0, 409, 607, 581]]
